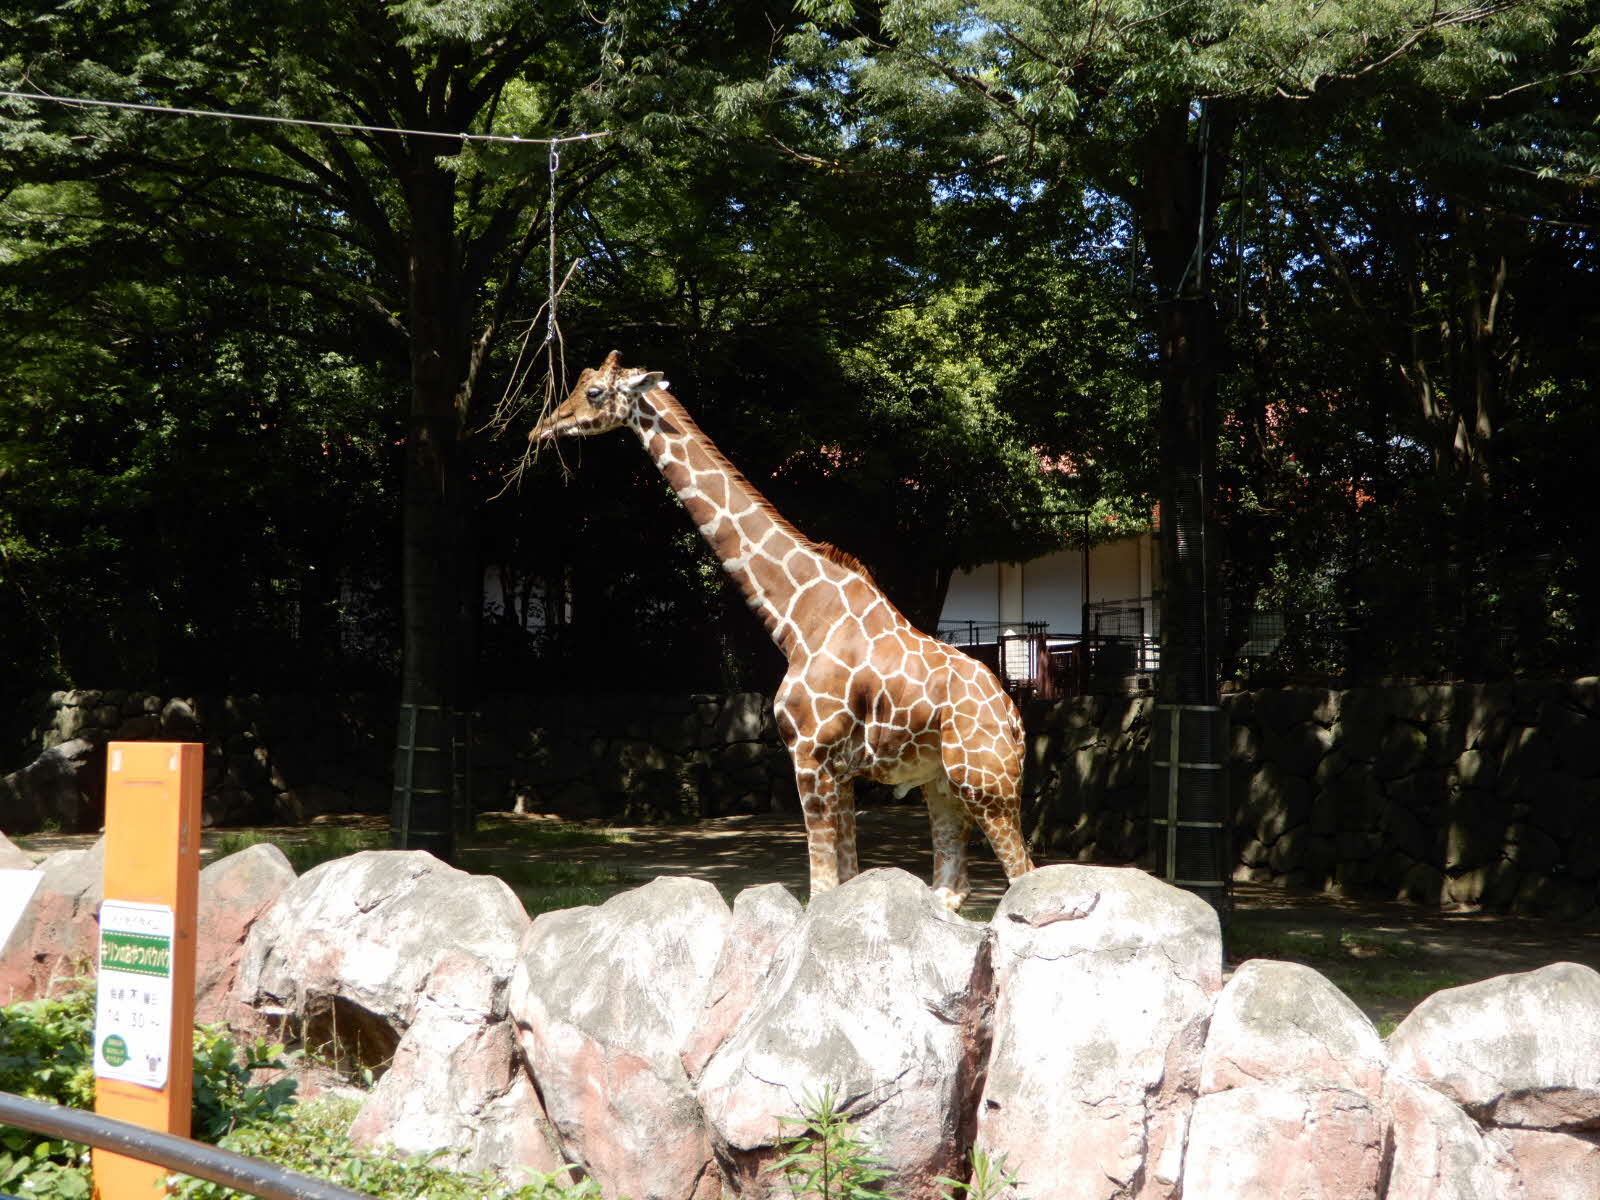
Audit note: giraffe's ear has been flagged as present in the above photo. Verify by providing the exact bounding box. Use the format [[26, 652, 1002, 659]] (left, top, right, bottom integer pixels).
[[620, 371, 665, 395]]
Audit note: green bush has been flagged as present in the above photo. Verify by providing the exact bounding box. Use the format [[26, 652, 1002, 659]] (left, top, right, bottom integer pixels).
[[0, 987, 98, 1197], [0, 987, 594, 1200], [174, 1097, 597, 1200]]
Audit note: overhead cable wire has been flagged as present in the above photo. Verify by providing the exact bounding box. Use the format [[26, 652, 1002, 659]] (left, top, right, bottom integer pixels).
[[0, 87, 609, 146]]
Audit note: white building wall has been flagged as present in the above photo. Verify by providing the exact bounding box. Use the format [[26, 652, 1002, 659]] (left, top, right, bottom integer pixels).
[[938, 533, 1156, 638]]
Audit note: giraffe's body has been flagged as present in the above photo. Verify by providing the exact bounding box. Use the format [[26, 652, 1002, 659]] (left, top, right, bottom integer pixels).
[[532, 352, 1033, 907]]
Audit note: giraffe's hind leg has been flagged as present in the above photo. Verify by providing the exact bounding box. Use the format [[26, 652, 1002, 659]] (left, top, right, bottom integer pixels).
[[960, 781, 1034, 883], [835, 774, 859, 884], [924, 774, 972, 911], [939, 715, 1035, 885]]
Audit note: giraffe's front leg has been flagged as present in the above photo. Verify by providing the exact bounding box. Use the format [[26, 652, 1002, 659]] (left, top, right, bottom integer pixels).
[[793, 760, 843, 897]]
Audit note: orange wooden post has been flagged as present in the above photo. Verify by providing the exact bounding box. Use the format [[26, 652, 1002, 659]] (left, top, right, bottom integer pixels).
[[93, 742, 202, 1199]]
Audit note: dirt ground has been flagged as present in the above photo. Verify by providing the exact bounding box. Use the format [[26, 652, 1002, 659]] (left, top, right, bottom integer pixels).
[[16, 805, 1600, 1030], [475, 807, 1600, 1029]]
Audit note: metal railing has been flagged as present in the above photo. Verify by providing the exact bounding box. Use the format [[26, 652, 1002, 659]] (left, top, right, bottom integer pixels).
[[938, 620, 1160, 699], [0, 1091, 370, 1200]]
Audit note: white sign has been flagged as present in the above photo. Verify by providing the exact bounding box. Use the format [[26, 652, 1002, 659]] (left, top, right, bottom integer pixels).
[[0, 870, 43, 952], [94, 900, 175, 1089]]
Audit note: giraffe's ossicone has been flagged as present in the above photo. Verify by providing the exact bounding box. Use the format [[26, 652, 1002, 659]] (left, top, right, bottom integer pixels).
[[531, 351, 1035, 909]]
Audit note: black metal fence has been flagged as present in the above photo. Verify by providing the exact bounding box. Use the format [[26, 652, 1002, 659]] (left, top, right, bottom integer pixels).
[[936, 617, 1159, 699]]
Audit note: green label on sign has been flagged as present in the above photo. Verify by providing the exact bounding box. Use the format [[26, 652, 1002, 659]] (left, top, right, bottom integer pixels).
[[100, 930, 172, 978], [101, 1034, 129, 1067]]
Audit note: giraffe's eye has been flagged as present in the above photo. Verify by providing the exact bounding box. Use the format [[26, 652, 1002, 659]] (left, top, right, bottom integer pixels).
[[586, 385, 604, 399]]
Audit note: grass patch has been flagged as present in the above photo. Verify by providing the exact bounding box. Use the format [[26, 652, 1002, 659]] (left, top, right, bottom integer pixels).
[[467, 816, 632, 850], [213, 828, 387, 875], [1226, 925, 1414, 963], [1227, 919, 1472, 1033], [213, 819, 638, 918], [461, 817, 637, 916], [486, 860, 638, 918]]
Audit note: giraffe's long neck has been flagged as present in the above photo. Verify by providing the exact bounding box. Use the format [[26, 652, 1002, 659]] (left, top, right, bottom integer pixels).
[[630, 387, 844, 659]]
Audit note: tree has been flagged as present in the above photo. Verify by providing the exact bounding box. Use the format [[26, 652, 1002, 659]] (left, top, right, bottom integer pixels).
[[1, 0, 791, 853], [1215, 27, 1600, 678], [801, 0, 1580, 693], [0, 172, 398, 751]]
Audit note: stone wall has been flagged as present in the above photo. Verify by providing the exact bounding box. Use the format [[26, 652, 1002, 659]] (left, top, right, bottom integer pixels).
[[1018, 692, 1154, 863], [7, 688, 797, 834], [1227, 680, 1600, 919], [10, 679, 1599, 919], [479, 692, 798, 822], [1020, 678, 1600, 920], [9, 689, 392, 831]]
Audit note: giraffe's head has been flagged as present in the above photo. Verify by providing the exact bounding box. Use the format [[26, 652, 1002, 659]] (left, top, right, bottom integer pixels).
[[529, 350, 667, 442]]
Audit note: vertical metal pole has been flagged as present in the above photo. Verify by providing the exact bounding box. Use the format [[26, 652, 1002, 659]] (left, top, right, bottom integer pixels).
[[1081, 509, 1092, 695]]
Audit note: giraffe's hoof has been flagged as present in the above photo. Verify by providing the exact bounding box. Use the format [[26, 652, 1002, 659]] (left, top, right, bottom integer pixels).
[[932, 886, 967, 912]]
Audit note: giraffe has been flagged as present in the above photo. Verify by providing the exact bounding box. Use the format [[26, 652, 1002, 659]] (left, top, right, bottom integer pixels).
[[530, 351, 1034, 909]]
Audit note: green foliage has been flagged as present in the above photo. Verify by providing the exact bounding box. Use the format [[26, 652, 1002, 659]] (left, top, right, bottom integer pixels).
[[1227, 921, 1472, 1035], [0, 985, 592, 1200], [190, 1026, 301, 1143], [1, 0, 1597, 716], [0, 987, 96, 1110], [0, 988, 97, 1197], [212, 829, 389, 876], [486, 861, 637, 918], [462, 821, 638, 915], [938, 1146, 1024, 1200], [172, 1096, 598, 1200], [771, 1086, 893, 1200], [0, 988, 304, 1196], [467, 817, 633, 849]]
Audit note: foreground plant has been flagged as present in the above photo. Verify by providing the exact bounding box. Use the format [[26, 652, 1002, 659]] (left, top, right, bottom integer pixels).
[[771, 1086, 892, 1200], [172, 1097, 595, 1200], [938, 1146, 1024, 1200], [0, 986, 593, 1200]]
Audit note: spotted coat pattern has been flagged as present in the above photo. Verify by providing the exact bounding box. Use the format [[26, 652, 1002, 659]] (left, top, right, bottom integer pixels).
[[531, 352, 1035, 908]]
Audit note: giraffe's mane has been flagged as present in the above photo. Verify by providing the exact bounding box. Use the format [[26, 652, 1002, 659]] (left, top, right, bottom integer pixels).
[[814, 542, 876, 582], [647, 387, 876, 585]]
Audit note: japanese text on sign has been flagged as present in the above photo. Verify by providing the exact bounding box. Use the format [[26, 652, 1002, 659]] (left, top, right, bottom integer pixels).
[[94, 900, 175, 1089]]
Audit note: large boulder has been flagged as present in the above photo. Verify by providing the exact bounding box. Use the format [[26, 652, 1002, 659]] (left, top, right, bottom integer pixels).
[[681, 882, 804, 1082], [1387, 963, 1600, 1129], [0, 839, 104, 1004], [1182, 1081, 1385, 1200], [510, 876, 732, 1200], [1200, 959, 1387, 1097], [696, 869, 985, 1200], [0, 832, 32, 871], [971, 865, 1223, 1200], [350, 948, 566, 1178], [233, 850, 530, 1068], [1494, 1130, 1600, 1200], [0, 739, 96, 835], [194, 843, 296, 1024], [1383, 1074, 1524, 1200], [1186, 958, 1390, 1198]]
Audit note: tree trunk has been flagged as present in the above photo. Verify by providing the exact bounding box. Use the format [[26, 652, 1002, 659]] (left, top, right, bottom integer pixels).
[[1137, 103, 1233, 709], [1136, 101, 1234, 918], [392, 161, 472, 862]]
